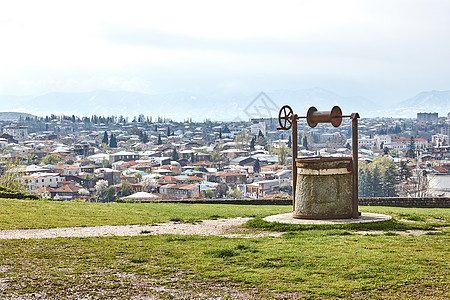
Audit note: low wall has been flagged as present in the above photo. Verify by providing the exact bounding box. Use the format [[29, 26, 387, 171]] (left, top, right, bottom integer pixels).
[[154, 199, 292, 205], [153, 197, 450, 208], [359, 197, 450, 208]]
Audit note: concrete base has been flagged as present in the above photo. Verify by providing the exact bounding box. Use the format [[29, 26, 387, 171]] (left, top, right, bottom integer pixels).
[[263, 212, 391, 225]]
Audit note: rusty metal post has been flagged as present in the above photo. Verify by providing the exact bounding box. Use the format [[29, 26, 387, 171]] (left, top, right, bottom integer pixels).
[[292, 114, 298, 209], [351, 113, 360, 219]]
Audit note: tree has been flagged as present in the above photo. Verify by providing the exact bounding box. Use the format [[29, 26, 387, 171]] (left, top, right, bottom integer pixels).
[[287, 135, 292, 148], [249, 137, 256, 151], [253, 159, 261, 173], [301, 129, 308, 150], [25, 153, 39, 165], [371, 166, 382, 197], [358, 169, 368, 197], [78, 188, 90, 197], [95, 180, 109, 199], [142, 177, 158, 192], [133, 172, 142, 182], [105, 186, 116, 202], [167, 127, 171, 136], [102, 131, 109, 144], [210, 151, 222, 162], [399, 160, 409, 180], [204, 189, 214, 199], [41, 154, 60, 165], [276, 144, 289, 165], [234, 130, 251, 150], [406, 136, 416, 158], [141, 132, 149, 143], [218, 128, 222, 139], [102, 158, 112, 168], [190, 152, 195, 163], [171, 148, 179, 161], [255, 130, 267, 148], [109, 133, 117, 148], [157, 134, 162, 145], [119, 181, 133, 197], [227, 188, 243, 199], [0, 157, 26, 191], [382, 164, 399, 197]]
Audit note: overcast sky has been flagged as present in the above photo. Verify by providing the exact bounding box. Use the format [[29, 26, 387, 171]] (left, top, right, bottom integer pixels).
[[1, 0, 450, 104]]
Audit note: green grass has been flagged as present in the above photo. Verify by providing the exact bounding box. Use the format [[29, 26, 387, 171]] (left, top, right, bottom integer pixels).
[[0, 232, 448, 299], [0, 199, 448, 298], [0, 198, 291, 229]]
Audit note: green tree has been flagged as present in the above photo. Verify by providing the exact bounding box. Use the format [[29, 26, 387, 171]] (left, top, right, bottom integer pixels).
[[358, 169, 368, 197], [102, 159, 112, 168], [406, 136, 416, 158], [141, 132, 149, 143], [276, 144, 289, 165], [133, 172, 142, 182], [382, 164, 398, 197], [25, 153, 39, 165], [102, 131, 109, 144], [364, 168, 373, 196], [227, 188, 243, 199], [249, 137, 256, 151], [255, 130, 267, 148], [204, 189, 214, 199], [119, 181, 133, 197], [372, 166, 382, 197], [104, 186, 116, 202], [0, 157, 26, 191], [253, 159, 261, 173], [301, 129, 308, 150], [109, 133, 117, 148], [287, 135, 292, 148], [399, 160, 409, 180], [190, 152, 195, 163], [41, 154, 60, 165], [210, 151, 222, 162], [157, 134, 162, 145], [171, 148, 179, 161]]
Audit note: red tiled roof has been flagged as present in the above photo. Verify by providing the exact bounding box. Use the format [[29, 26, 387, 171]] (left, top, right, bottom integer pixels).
[[53, 184, 80, 193]]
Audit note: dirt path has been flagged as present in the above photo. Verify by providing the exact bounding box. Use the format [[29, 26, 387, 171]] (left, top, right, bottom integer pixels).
[[0, 217, 283, 240]]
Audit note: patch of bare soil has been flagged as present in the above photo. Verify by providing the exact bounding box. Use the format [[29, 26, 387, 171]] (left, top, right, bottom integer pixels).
[[355, 230, 434, 236], [0, 218, 282, 240]]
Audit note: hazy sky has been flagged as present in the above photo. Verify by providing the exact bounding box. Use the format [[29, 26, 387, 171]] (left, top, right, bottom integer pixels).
[[1, 0, 450, 104]]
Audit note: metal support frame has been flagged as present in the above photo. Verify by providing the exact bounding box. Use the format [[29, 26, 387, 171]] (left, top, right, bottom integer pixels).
[[351, 113, 360, 219], [291, 114, 298, 210], [278, 105, 361, 219]]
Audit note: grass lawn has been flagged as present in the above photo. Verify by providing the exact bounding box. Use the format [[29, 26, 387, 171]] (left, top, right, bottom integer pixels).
[[0, 198, 291, 229], [0, 199, 448, 299]]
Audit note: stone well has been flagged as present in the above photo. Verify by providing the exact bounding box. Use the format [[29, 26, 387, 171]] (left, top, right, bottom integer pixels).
[[294, 156, 353, 219]]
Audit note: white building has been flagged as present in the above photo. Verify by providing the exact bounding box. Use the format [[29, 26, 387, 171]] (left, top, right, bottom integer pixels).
[[374, 135, 392, 149], [25, 172, 64, 191], [427, 174, 450, 197], [2, 125, 28, 141], [0, 138, 7, 148], [384, 138, 428, 151], [431, 134, 449, 147], [250, 122, 266, 136]]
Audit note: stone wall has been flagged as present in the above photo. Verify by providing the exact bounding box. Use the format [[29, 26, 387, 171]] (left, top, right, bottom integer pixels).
[[359, 197, 450, 208], [153, 197, 450, 208]]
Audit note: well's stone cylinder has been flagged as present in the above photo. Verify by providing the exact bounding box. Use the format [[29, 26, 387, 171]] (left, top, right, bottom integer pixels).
[[294, 157, 353, 219]]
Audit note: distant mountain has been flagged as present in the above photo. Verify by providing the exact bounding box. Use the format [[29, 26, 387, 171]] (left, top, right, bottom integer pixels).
[[0, 111, 36, 121], [264, 88, 380, 118], [0, 90, 245, 121], [373, 90, 450, 118], [0, 88, 449, 120]]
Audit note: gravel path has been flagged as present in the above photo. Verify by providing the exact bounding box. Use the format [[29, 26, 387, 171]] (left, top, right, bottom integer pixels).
[[0, 217, 283, 240]]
